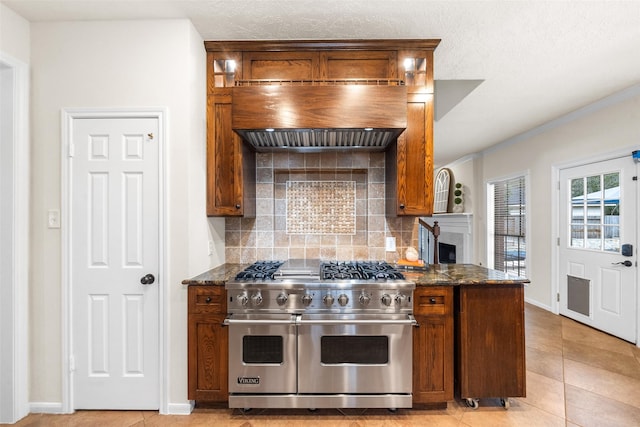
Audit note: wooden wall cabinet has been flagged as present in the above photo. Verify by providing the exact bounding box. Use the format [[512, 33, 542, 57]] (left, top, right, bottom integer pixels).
[[205, 40, 439, 217], [412, 286, 454, 405], [455, 285, 526, 406], [187, 286, 228, 402], [386, 50, 435, 216], [206, 51, 255, 217]]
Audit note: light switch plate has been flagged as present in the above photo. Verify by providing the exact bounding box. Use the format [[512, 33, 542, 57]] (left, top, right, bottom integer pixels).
[[385, 237, 396, 252], [47, 209, 60, 228]]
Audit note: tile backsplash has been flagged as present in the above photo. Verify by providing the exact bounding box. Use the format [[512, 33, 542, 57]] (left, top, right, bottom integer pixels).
[[225, 151, 420, 263], [286, 180, 357, 235]]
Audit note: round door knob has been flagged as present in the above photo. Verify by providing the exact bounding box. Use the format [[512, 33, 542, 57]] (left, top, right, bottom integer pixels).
[[235, 204, 241, 209], [302, 294, 313, 306], [140, 274, 155, 285], [323, 294, 335, 307], [381, 294, 393, 306], [359, 292, 371, 306], [399, 204, 405, 209], [276, 293, 288, 306], [338, 294, 349, 306]]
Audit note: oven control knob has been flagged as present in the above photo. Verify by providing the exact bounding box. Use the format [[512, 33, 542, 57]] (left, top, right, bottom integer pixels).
[[237, 293, 249, 307], [381, 294, 393, 306], [395, 293, 407, 306], [276, 293, 288, 306], [338, 294, 349, 306], [302, 294, 313, 306], [323, 294, 335, 307], [359, 292, 371, 306], [251, 291, 263, 307]]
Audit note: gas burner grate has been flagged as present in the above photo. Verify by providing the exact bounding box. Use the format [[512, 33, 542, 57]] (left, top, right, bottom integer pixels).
[[321, 261, 405, 280], [235, 261, 284, 280]]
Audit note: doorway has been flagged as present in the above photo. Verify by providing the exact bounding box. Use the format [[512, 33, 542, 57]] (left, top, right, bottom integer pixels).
[[0, 54, 29, 424], [558, 153, 638, 343], [62, 110, 166, 411]]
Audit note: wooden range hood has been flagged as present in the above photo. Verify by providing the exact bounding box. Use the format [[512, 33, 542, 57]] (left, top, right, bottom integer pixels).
[[232, 81, 407, 152]]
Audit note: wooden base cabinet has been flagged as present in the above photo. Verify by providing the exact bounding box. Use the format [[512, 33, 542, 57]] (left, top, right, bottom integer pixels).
[[188, 286, 228, 402], [412, 286, 454, 405], [455, 285, 526, 406]]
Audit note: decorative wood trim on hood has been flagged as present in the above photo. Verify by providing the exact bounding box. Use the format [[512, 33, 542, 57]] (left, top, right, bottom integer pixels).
[[204, 39, 441, 53]]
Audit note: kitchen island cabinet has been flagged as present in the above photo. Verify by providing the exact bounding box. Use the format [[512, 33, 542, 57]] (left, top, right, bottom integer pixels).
[[454, 284, 526, 408], [187, 285, 228, 402]]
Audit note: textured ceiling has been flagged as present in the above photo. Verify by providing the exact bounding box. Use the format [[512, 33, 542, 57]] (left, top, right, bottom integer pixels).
[[4, 0, 640, 166]]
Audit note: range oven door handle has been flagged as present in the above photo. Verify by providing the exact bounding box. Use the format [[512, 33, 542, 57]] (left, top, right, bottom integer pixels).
[[297, 314, 418, 326], [223, 317, 297, 326]]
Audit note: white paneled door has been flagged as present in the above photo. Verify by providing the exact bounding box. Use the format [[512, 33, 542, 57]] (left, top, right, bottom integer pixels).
[[559, 155, 638, 343], [71, 117, 160, 409]]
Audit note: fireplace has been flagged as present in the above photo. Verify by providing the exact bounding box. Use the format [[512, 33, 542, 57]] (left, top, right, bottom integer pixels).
[[439, 242, 456, 264], [420, 214, 473, 264]]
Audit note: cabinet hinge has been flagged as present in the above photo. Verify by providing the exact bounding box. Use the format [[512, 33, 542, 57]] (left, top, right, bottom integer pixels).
[[557, 237, 560, 246], [557, 181, 560, 190], [68, 143, 75, 157], [69, 355, 76, 372], [557, 293, 560, 302]]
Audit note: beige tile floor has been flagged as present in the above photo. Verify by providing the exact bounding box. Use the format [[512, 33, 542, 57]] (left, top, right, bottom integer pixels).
[[9, 304, 640, 426]]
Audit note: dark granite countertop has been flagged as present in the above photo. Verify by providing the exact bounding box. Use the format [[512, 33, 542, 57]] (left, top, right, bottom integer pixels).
[[182, 263, 529, 286]]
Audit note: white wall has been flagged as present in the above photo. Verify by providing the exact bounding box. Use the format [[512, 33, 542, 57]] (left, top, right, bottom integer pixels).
[[471, 88, 640, 309], [0, 3, 30, 63], [30, 19, 218, 409]]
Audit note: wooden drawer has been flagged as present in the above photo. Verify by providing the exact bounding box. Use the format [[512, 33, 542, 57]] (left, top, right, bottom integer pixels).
[[188, 286, 226, 314], [414, 287, 452, 316]]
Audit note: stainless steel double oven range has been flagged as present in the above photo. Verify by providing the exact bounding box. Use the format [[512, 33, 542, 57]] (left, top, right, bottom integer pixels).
[[224, 259, 417, 410]]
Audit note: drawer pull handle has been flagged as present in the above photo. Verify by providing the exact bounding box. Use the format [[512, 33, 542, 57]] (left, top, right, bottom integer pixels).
[[430, 298, 437, 304], [205, 297, 212, 303]]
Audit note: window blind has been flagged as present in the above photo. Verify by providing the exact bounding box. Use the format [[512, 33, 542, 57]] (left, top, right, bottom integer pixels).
[[493, 176, 526, 276]]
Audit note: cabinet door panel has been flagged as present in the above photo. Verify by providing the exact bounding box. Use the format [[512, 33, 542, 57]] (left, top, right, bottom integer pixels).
[[188, 314, 228, 401], [321, 51, 397, 80], [456, 285, 526, 398], [207, 92, 255, 217], [388, 95, 434, 216], [243, 51, 319, 80], [414, 317, 448, 393]]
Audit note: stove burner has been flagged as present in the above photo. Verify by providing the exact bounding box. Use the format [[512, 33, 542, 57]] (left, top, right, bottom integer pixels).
[[235, 261, 284, 280], [321, 261, 405, 280]]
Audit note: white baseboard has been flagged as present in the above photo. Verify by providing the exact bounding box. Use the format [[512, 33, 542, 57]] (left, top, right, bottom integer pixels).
[[524, 297, 553, 313], [31, 401, 195, 416], [29, 402, 69, 414], [166, 401, 195, 415]]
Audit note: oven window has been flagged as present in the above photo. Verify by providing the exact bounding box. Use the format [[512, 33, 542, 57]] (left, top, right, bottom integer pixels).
[[242, 336, 283, 364], [321, 336, 388, 364]]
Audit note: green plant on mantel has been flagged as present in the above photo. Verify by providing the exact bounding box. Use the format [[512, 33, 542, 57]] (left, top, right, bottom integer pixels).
[[452, 182, 464, 213]]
